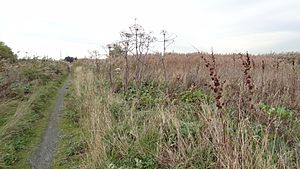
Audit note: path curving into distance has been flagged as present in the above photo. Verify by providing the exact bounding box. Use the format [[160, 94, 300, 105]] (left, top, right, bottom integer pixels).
[[30, 75, 70, 169]]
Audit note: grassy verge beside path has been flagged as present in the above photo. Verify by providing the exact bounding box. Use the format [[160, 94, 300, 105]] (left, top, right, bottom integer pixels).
[[0, 74, 67, 168]]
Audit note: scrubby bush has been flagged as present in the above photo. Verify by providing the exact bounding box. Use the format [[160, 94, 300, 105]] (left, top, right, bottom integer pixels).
[[0, 41, 17, 62]]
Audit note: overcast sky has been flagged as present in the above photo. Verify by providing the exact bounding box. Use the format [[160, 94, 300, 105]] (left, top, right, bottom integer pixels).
[[1, 0, 300, 59]]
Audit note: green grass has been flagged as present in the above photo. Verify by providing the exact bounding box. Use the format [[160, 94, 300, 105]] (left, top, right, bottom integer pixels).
[[0, 100, 18, 127], [0, 75, 67, 168]]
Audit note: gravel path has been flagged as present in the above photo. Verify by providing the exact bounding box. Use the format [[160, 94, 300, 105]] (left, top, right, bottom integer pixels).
[[30, 75, 70, 169]]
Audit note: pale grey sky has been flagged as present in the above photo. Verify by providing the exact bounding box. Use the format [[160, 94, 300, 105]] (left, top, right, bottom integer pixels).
[[1, 0, 300, 58]]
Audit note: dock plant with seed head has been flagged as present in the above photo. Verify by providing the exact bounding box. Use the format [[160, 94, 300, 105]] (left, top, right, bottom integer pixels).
[[239, 53, 255, 110], [202, 52, 225, 111]]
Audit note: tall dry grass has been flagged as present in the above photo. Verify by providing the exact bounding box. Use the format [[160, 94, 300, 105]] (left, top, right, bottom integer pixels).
[[71, 53, 300, 168], [110, 53, 300, 110]]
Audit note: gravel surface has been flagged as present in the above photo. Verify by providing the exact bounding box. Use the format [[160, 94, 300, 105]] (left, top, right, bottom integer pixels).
[[30, 76, 70, 169]]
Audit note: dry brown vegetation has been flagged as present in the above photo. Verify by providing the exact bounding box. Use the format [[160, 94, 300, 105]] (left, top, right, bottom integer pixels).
[[61, 52, 300, 168], [107, 52, 300, 110]]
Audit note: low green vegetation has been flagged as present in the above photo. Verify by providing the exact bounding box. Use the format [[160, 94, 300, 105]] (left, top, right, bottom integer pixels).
[[0, 101, 18, 127], [259, 102, 294, 118]]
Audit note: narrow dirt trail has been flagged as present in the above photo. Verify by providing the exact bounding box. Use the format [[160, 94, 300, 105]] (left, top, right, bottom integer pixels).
[[30, 75, 70, 169]]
